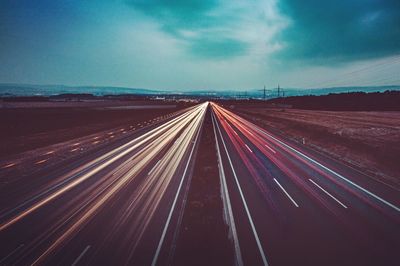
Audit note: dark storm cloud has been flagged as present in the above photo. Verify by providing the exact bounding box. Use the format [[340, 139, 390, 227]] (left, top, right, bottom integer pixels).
[[277, 0, 400, 64]]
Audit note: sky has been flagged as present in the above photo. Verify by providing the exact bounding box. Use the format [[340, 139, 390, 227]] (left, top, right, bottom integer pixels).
[[0, 0, 399, 90]]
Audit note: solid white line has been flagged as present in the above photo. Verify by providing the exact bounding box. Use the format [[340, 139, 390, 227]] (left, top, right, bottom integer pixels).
[[273, 178, 299, 208], [253, 125, 400, 212], [71, 245, 91, 266], [309, 179, 348, 209], [212, 111, 269, 266], [245, 144, 253, 153], [152, 105, 206, 266], [212, 112, 243, 266]]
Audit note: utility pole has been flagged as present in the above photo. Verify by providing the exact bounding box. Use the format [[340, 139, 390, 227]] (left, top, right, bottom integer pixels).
[[263, 85, 266, 100], [277, 84, 280, 98], [258, 85, 270, 100]]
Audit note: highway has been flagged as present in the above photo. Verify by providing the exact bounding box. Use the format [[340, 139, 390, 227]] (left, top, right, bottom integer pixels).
[[0, 101, 399, 265], [0, 103, 208, 265], [211, 103, 399, 266]]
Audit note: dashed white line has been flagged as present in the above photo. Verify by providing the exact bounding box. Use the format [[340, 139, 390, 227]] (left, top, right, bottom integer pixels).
[[35, 159, 48, 165], [245, 144, 253, 153], [148, 160, 161, 176], [253, 125, 400, 212], [264, 144, 276, 154], [273, 178, 299, 207], [1, 162, 16, 169], [71, 245, 91, 266], [309, 179, 348, 209]]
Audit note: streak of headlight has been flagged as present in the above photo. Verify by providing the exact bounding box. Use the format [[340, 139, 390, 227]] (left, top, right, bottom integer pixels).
[[0, 104, 205, 231], [30, 103, 208, 265]]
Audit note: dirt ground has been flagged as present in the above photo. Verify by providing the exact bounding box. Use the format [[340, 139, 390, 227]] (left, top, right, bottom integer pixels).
[[0, 101, 189, 158], [234, 107, 400, 186]]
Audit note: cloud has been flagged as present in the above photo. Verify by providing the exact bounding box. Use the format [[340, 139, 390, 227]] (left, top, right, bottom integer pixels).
[[127, 0, 288, 60], [276, 0, 400, 64]]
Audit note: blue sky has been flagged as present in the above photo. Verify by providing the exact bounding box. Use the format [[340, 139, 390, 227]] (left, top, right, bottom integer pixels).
[[1, 0, 399, 90]]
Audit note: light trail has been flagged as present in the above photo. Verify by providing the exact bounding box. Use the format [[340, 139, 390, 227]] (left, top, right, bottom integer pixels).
[[211, 111, 243, 266], [212, 108, 269, 266], [0, 103, 208, 265], [211, 103, 400, 216], [0, 104, 205, 231]]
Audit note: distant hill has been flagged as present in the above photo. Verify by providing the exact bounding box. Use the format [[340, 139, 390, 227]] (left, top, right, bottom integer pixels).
[[172, 85, 400, 98], [1, 83, 399, 98], [268, 90, 400, 111], [0, 83, 159, 97]]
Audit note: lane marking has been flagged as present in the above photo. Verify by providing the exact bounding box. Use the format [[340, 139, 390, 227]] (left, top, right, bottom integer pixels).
[[43, 150, 55, 155], [71, 245, 91, 266], [1, 163, 16, 169], [72, 142, 81, 146], [152, 104, 207, 266], [92, 141, 100, 145], [35, 159, 47, 165], [212, 112, 243, 266], [273, 178, 299, 208], [245, 144, 253, 153], [148, 160, 161, 176], [0, 244, 24, 264], [70, 148, 79, 152], [264, 144, 276, 154], [212, 110, 269, 266], [309, 179, 348, 209], [253, 125, 400, 212]]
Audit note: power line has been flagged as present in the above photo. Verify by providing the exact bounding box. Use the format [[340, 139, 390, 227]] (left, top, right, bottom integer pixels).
[[304, 55, 400, 89]]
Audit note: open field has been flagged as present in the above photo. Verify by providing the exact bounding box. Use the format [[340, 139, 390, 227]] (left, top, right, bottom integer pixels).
[[232, 106, 400, 186], [0, 99, 191, 158]]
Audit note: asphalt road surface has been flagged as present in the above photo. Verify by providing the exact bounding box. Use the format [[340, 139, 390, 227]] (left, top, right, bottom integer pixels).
[[0, 103, 207, 265], [211, 103, 399, 266], [0, 102, 399, 266]]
